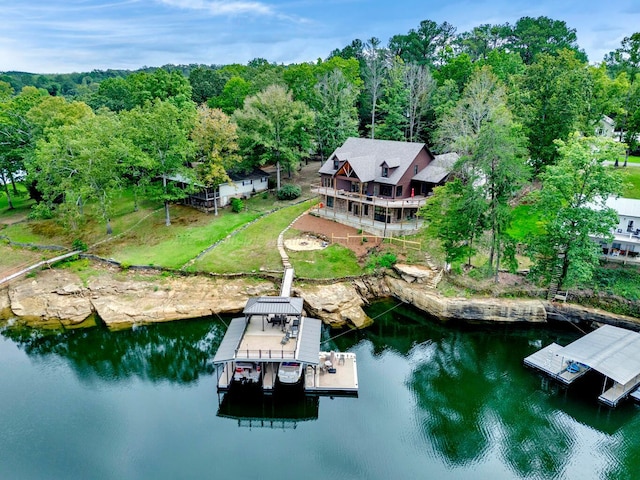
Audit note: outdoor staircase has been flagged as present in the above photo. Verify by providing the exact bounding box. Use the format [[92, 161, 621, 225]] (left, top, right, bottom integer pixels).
[[424, 252, 444, 289], [547, 250, 566, 302]]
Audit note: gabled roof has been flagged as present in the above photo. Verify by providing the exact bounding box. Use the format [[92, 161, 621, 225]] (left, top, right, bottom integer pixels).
[[243, 296, 304, 316], [412, 152, 459, 184], [319, 137, 429, 185]]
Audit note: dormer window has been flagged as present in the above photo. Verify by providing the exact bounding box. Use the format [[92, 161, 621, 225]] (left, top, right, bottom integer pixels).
[[382, 166, 389, 177], [333, 159, 339, 169]]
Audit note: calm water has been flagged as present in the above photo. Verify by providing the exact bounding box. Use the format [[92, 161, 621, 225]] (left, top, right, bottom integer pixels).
[[2, 302, 639, 480]]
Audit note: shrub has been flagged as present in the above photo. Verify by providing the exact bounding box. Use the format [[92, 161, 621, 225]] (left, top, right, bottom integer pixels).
[[277, 184, 301, 200], [71, 238, 88, 251], [367, 251, 397, 271], [230, 197, 244, 213]]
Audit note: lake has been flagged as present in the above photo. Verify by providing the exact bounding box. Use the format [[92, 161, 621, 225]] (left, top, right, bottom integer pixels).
[[1, 301, 638, 480]]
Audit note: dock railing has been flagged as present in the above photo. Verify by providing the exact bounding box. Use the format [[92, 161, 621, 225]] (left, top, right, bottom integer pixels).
[[235, 348, 296, 360]]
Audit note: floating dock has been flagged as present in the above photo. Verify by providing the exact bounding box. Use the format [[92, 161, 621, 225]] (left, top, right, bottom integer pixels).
[[524, 325, 640, 407], [213, 296, 358, 396]]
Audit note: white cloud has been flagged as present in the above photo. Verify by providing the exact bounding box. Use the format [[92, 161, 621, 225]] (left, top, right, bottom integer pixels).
[[156, 0, 274, 16]]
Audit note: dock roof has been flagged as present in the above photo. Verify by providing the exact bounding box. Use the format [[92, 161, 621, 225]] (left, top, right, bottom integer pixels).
[[243, 296, 304, 316], [212, 317, 246, 363], [560, 325, 640, 385]]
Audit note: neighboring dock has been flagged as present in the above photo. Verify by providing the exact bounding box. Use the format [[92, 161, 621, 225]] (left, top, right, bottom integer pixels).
[[524, 325, 640, 407]]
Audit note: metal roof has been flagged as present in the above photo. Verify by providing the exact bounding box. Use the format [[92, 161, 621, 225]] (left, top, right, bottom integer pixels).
[[297, 317, 322, 365], [559, 325, 640, 385], [212, 317, 247, 363], [243, 297, 304, 316]]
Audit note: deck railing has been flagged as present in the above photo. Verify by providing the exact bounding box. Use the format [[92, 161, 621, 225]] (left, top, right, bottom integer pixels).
[[235, 349, 296, 360]]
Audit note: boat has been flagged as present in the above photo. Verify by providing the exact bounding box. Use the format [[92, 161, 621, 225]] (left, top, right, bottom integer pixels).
[[277, 361, 304, 385], [233, 361, 262, 385]]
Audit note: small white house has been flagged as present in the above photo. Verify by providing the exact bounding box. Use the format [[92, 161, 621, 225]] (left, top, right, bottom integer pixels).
[[597, 197, 640, 260], [596, 115, 617, 138], [170, 169, 270, 213]]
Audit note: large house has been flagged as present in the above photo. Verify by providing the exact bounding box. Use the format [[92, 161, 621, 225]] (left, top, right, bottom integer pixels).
[[598, 197, 640, 261], [312, 137, 457, 235]]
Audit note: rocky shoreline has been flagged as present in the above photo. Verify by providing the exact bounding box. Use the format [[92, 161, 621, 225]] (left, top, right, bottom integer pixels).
[[1, 264, 639, 332]]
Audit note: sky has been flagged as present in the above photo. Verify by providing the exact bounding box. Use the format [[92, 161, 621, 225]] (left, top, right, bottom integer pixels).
[[1, 0, 639, 74]]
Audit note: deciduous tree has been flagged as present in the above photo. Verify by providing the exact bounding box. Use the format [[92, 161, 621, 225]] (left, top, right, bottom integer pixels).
[[233, 85, 314, 190], [528, 134, 624, 288]]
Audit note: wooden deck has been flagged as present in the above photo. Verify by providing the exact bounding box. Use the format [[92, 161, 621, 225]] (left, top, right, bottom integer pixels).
[[304, 352, 358, 395], [523, 343, 590, 385], [235, 315, 297, 361]]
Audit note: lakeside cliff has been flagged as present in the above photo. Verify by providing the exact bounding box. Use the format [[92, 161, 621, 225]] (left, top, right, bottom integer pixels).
[[2, 265, 639, 332]]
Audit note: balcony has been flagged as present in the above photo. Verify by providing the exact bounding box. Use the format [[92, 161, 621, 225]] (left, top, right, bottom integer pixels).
[[311, 185, 427, 209]]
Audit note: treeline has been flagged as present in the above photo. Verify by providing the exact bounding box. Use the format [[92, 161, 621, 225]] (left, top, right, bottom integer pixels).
[[1, 16, 639, 289]]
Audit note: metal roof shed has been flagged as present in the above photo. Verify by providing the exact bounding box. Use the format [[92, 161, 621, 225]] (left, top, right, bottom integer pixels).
[[560, 325, 640, 386]]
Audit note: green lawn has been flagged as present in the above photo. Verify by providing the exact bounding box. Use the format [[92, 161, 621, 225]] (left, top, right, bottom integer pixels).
[[620, 167, 640, 199], [104, 207, 262, 268], [289, 244, 363, 279], [507, 204, 543, 241], [190, 200, 314, 273]]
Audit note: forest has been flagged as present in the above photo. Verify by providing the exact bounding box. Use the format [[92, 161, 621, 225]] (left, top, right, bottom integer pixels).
[[1, 16, 640, 291]]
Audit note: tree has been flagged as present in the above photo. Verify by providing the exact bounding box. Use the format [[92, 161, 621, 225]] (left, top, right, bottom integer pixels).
[[419, 179, 486, 266], [388, 20, 457, 67], [605, 33, 640, 165], [528, 134, 625, 289], [189, 66, 225, 104], [516, 49, 593, 173], [435, 67, 529, 279], [0, 87, 71, 206], [314, 69, 360, 160], [233, 85, 314, 190], [376, 58, 409, 141], [362, 37, 388, 139], [122, 99, 196, 226], [507, 16, 587, 64], [31, 112, 126, 232], [457, 24, 510, 61], [191, 106, 241, 215], [404, 63, 435, 142], [207, 76, 251, 114]]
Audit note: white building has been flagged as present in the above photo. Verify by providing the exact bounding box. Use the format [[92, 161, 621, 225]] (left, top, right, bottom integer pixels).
[[598, 197, 640, 260]]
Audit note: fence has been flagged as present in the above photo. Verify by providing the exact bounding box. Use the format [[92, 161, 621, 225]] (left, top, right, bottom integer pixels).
[[330, 232, 421, 251]]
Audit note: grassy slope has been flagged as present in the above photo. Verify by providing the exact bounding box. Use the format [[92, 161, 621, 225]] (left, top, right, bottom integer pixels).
[[190, 200, 314, 273]]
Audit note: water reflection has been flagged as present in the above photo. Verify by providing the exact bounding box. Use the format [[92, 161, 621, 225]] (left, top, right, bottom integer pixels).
[[1, 318, 225, 384], [363, 301, 639, 479], [217, 390, 319, 429]]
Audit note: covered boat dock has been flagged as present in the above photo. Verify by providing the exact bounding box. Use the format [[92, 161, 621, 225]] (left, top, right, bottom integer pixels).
[[213, 296, 358, 395], [524, 325, 640, 407]]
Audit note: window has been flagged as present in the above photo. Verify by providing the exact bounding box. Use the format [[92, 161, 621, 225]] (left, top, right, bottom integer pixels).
[[326, 196, 334, 207], [414, 165, 418, 175], [382, 166, 388, 177], [380, 185, 392, 196], [396, 186, 403, 197], [333, 159, 339, 169]]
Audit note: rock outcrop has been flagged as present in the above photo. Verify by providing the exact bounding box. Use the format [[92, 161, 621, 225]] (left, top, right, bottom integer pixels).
[[3, 269, 278, 329], [295, 282, 373, 329], [384, 277, 548, 323], [2, 267, 639, 331]]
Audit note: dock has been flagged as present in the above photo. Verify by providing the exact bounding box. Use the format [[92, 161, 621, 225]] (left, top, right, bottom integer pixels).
[[524, 343, 591, 385], [524, 325, 640, 407], [213, 296, 358, 396]]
